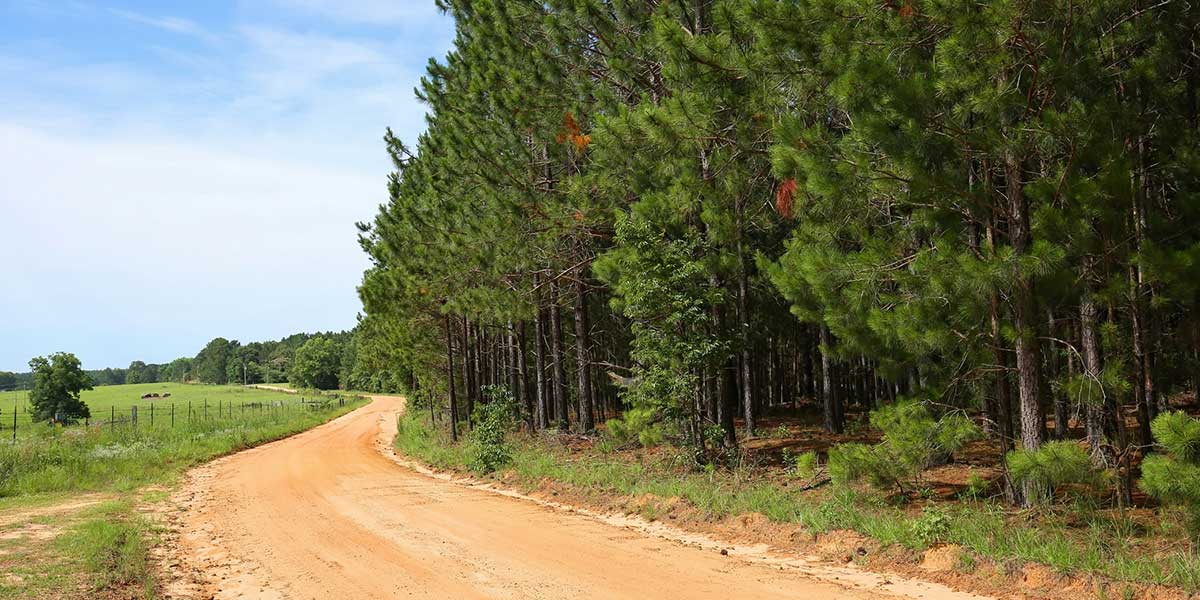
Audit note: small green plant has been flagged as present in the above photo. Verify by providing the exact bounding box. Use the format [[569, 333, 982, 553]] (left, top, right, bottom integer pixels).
[[605, 406, 667, 448], [962, 470, 989, 500], [1006, 440, 1105, 503], [1140, 411, 1200, 541], [467, 385, 517, 474], [767, 424, 793, 439], [792, 450, 818, 480], [910, 506, 951, 547], [827, 401, 980, 495]]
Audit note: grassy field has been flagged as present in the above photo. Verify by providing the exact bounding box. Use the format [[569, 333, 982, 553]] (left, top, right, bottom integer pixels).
[[0, 382, 337, 433], [0, 383, 368, 599]]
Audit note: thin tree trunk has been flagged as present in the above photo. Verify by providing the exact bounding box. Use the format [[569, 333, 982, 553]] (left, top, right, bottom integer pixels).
[[464, 319, 476, 425], [550, 279, 569, 432], [1007, 152, 1046, 505], [575, 277, 595, 433], [713, 301, 737, 447], [535, 300, 550, 430], [1049, 308, 1069, 439], [820, 325, 843, 434], [517, 320, 533, 430], [445, 315, 459, 442], [736, 225, 755, 436], [1080, 286, 1112, 465]]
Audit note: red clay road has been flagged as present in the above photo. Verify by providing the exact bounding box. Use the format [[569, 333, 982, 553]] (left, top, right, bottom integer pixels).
[[167, 395, 989, 600]]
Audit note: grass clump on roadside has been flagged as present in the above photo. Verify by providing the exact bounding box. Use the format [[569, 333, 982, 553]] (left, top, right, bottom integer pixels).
[[394, 410, 1200, 591], [58, 500, 156, 596]]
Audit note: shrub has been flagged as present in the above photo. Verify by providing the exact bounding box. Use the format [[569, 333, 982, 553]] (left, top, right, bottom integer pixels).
[[910, 506, 952, 546], [793, 450, 818, 480], [1006, 440, 1104, 503], [605, 406, 667, 448], [827, 401, 980, 494], [468, 385, 517, 474], [1140, 412, 1200, 541]]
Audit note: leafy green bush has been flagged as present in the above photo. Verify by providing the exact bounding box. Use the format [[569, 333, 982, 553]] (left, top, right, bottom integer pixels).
[[605, 406, 667, 448], [827, 401, 980, 494], [1006, 440, 1105, 503], [468, 385, 517, 474], [910, 506, 952, 546], [1141, 412, 1200, 541]]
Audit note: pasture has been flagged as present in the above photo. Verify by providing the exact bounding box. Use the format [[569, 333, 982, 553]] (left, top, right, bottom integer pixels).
[[0, 382, 334, 434]]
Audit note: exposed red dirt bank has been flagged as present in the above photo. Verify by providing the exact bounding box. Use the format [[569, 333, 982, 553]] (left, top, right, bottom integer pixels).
[[162, 395, 990, 599]]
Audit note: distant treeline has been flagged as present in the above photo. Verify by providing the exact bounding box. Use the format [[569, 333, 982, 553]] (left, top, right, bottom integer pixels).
[[2, 323, 409, 393]]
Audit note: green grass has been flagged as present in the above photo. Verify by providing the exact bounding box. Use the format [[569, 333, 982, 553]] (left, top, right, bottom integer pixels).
[[0, 383, 334, 431], [395, 411, 1200, 591], [0, 390, 365, 497], [58, 500, 156, 597]]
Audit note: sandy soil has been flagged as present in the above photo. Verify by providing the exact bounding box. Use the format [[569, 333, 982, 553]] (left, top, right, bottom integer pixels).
[[160, 395, 991, 599]]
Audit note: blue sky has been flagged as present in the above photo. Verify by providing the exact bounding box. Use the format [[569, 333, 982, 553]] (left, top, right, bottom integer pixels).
[[0, 0, 455, 371]]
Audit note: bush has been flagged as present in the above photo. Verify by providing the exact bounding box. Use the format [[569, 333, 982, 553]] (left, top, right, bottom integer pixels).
[[1141, 412, 1200, 541], [605, 406, 667, 448], [827, 401, 980, 494], [792, 450, 818, 480], [468, 385, 517, 474], [1006, 440, 1105, 503]]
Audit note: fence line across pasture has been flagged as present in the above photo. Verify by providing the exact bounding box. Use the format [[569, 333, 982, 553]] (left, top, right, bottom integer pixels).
[[1, 394, 350, 438]]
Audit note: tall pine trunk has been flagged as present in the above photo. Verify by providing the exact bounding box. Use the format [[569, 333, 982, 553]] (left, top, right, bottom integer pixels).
[[464, 318, 477, 425], [1080, 283, 1112, 465], [550, 279, 569, 432], [535, 299, 550, 430], [445, 315, 459, 442], [820, 325, 843, 434], [575, 277, 595, 433], [517, 320, 533, 430], [736, 219, 755, 436], [1007, 152, 1046, 505]]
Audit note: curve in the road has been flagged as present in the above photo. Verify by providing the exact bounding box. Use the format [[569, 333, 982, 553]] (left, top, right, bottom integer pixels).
[[167, 395, 989, 600]]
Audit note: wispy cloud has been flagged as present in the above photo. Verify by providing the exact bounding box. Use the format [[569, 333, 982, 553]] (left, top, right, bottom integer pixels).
[[0, 1, 454, 369], [108, 9, 217, 42]]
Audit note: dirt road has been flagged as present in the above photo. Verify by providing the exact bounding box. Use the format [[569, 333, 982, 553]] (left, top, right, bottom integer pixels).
[[166, 395, 989, 599]]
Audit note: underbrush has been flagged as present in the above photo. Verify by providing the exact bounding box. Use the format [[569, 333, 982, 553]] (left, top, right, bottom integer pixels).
[[0, 396, 366, 497], [393, 411, 1200, 591]]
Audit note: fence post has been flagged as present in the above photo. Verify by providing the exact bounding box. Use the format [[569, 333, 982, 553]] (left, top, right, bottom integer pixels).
[[111, 405, 115, 427], [171, 403, 175, 428], [204, 399, 208, 420], [131, 405, 137, 428], [150, 403, 154, 426]]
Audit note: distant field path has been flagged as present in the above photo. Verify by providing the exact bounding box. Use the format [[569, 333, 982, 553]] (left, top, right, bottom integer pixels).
[[164, 395, 988, 600]]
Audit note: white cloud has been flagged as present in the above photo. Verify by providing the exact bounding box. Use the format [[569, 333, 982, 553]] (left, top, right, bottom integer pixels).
[[0, 122, 384, 369], [0, 0, 453, 369]]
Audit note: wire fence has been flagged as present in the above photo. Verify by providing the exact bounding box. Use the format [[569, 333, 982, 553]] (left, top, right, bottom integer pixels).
[[0, 395, 348, 440]]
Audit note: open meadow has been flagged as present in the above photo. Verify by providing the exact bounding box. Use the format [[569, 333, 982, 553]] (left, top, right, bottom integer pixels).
[[0, 382, 368, 598], [0, 382, 335, 434]]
